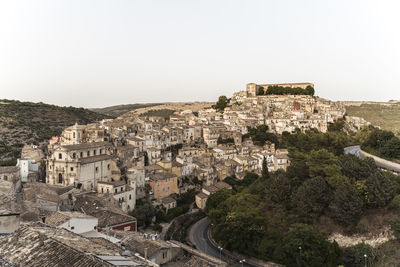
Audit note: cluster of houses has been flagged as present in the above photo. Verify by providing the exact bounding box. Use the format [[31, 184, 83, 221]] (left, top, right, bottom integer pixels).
[[0, 82, 360, 266]]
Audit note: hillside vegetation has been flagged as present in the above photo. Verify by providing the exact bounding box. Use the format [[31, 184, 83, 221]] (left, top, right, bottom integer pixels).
[[345, 103, 400, 135], [91, 103, 161, 117], [0, 99, 111, 165], [206, 124, 400, 266]]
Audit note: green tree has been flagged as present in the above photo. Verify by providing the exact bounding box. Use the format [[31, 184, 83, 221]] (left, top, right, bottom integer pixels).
[[306, 149, 341, 178], [338, 154, 377, 181], [261, 158, 269, 180], [264, 171, 291, 207], [329, 183, 364, 226], [380, 136, 400, 159], [213, 95, 229, 112], [293, 177, 333, 221], [339, 243, 374, 267], [205, 188, 232, 214], [273, 224, 340, 267], [365, 171, 395, 208], [131, 201, 156, 227]]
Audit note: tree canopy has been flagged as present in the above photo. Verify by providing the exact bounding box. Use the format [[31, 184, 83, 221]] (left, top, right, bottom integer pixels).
[[256, 85, 315, 96], [205, 126, 400, 265]]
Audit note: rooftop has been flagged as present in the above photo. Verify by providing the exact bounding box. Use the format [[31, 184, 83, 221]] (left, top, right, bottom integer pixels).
[[80, 154, 113, 164], [45, 211, 96, 226], [98, 180, 126, 187], [0, 223, 122, 267], [74, 194, 136, 228], [61, 141, 112, 151], [0, 166, 19, 174], [149, 173, 177, 181]]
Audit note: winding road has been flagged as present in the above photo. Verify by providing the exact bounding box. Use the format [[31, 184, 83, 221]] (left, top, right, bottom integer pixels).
[[189, 217, 256, 267]]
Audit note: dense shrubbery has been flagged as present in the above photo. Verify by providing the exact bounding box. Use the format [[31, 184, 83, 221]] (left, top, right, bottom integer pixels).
[[156, 205, 190, 222], [206, 128, 400, 266], [242, 125, 279, 146], [256, 85, 315, 96], [217, 137, 234, 145], [358, 125, 400, 160]]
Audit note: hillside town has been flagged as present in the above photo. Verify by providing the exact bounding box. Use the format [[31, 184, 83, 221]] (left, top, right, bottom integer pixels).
[[0, 83, 370, 266]]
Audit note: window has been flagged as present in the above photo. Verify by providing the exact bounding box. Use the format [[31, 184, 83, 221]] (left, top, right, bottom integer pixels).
[[80, 152, 83, 158], [95, 167, 99, 173], [120, 187, 123, 192], [70, 167, 74, 171], [107, 188, 109, 193], [72, 153, 76, 159], [87, 151, 90, 156], [115, 189, 117, 194], [71, 226, 75, 230], [100, 149, 103, 154], [93, 150, 96, 155], [73, 132, 75, 138], [101, 188, 104, 193], [129, 194, 131, 200], [58, 173, 63, 184], [107, 164, 110, 170], [4, 176, 7, 181], [58, 153, 62, 159]]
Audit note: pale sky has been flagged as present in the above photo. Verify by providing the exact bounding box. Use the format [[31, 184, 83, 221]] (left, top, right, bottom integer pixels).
[[0, 0, 399, 108]]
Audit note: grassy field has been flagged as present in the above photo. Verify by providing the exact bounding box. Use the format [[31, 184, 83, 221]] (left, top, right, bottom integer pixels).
[[345, 103, 400, 135]]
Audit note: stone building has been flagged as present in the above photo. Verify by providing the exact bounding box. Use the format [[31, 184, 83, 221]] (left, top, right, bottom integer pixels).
[[97, 180, 136, 212], [149, 173, 178, 199], [46, 142, 113, 190]]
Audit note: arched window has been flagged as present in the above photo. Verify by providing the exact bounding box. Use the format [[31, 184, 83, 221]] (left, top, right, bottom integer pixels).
[[101, 188, 104, 193], [129, 194, 131, 200], [58, 173, 63, 184], [72, 153, 76, 159]]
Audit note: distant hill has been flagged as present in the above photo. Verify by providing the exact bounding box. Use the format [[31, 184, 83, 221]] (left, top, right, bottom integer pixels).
[[90, 103, 162, 117], [344, 101, 400, 135], [0, 99, 112, 165]]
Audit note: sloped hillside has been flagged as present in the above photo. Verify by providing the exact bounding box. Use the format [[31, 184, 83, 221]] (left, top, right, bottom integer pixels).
[[0, 99, 112, 165], [345, 102, 400, 135], [90, 103, 161, 117]]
